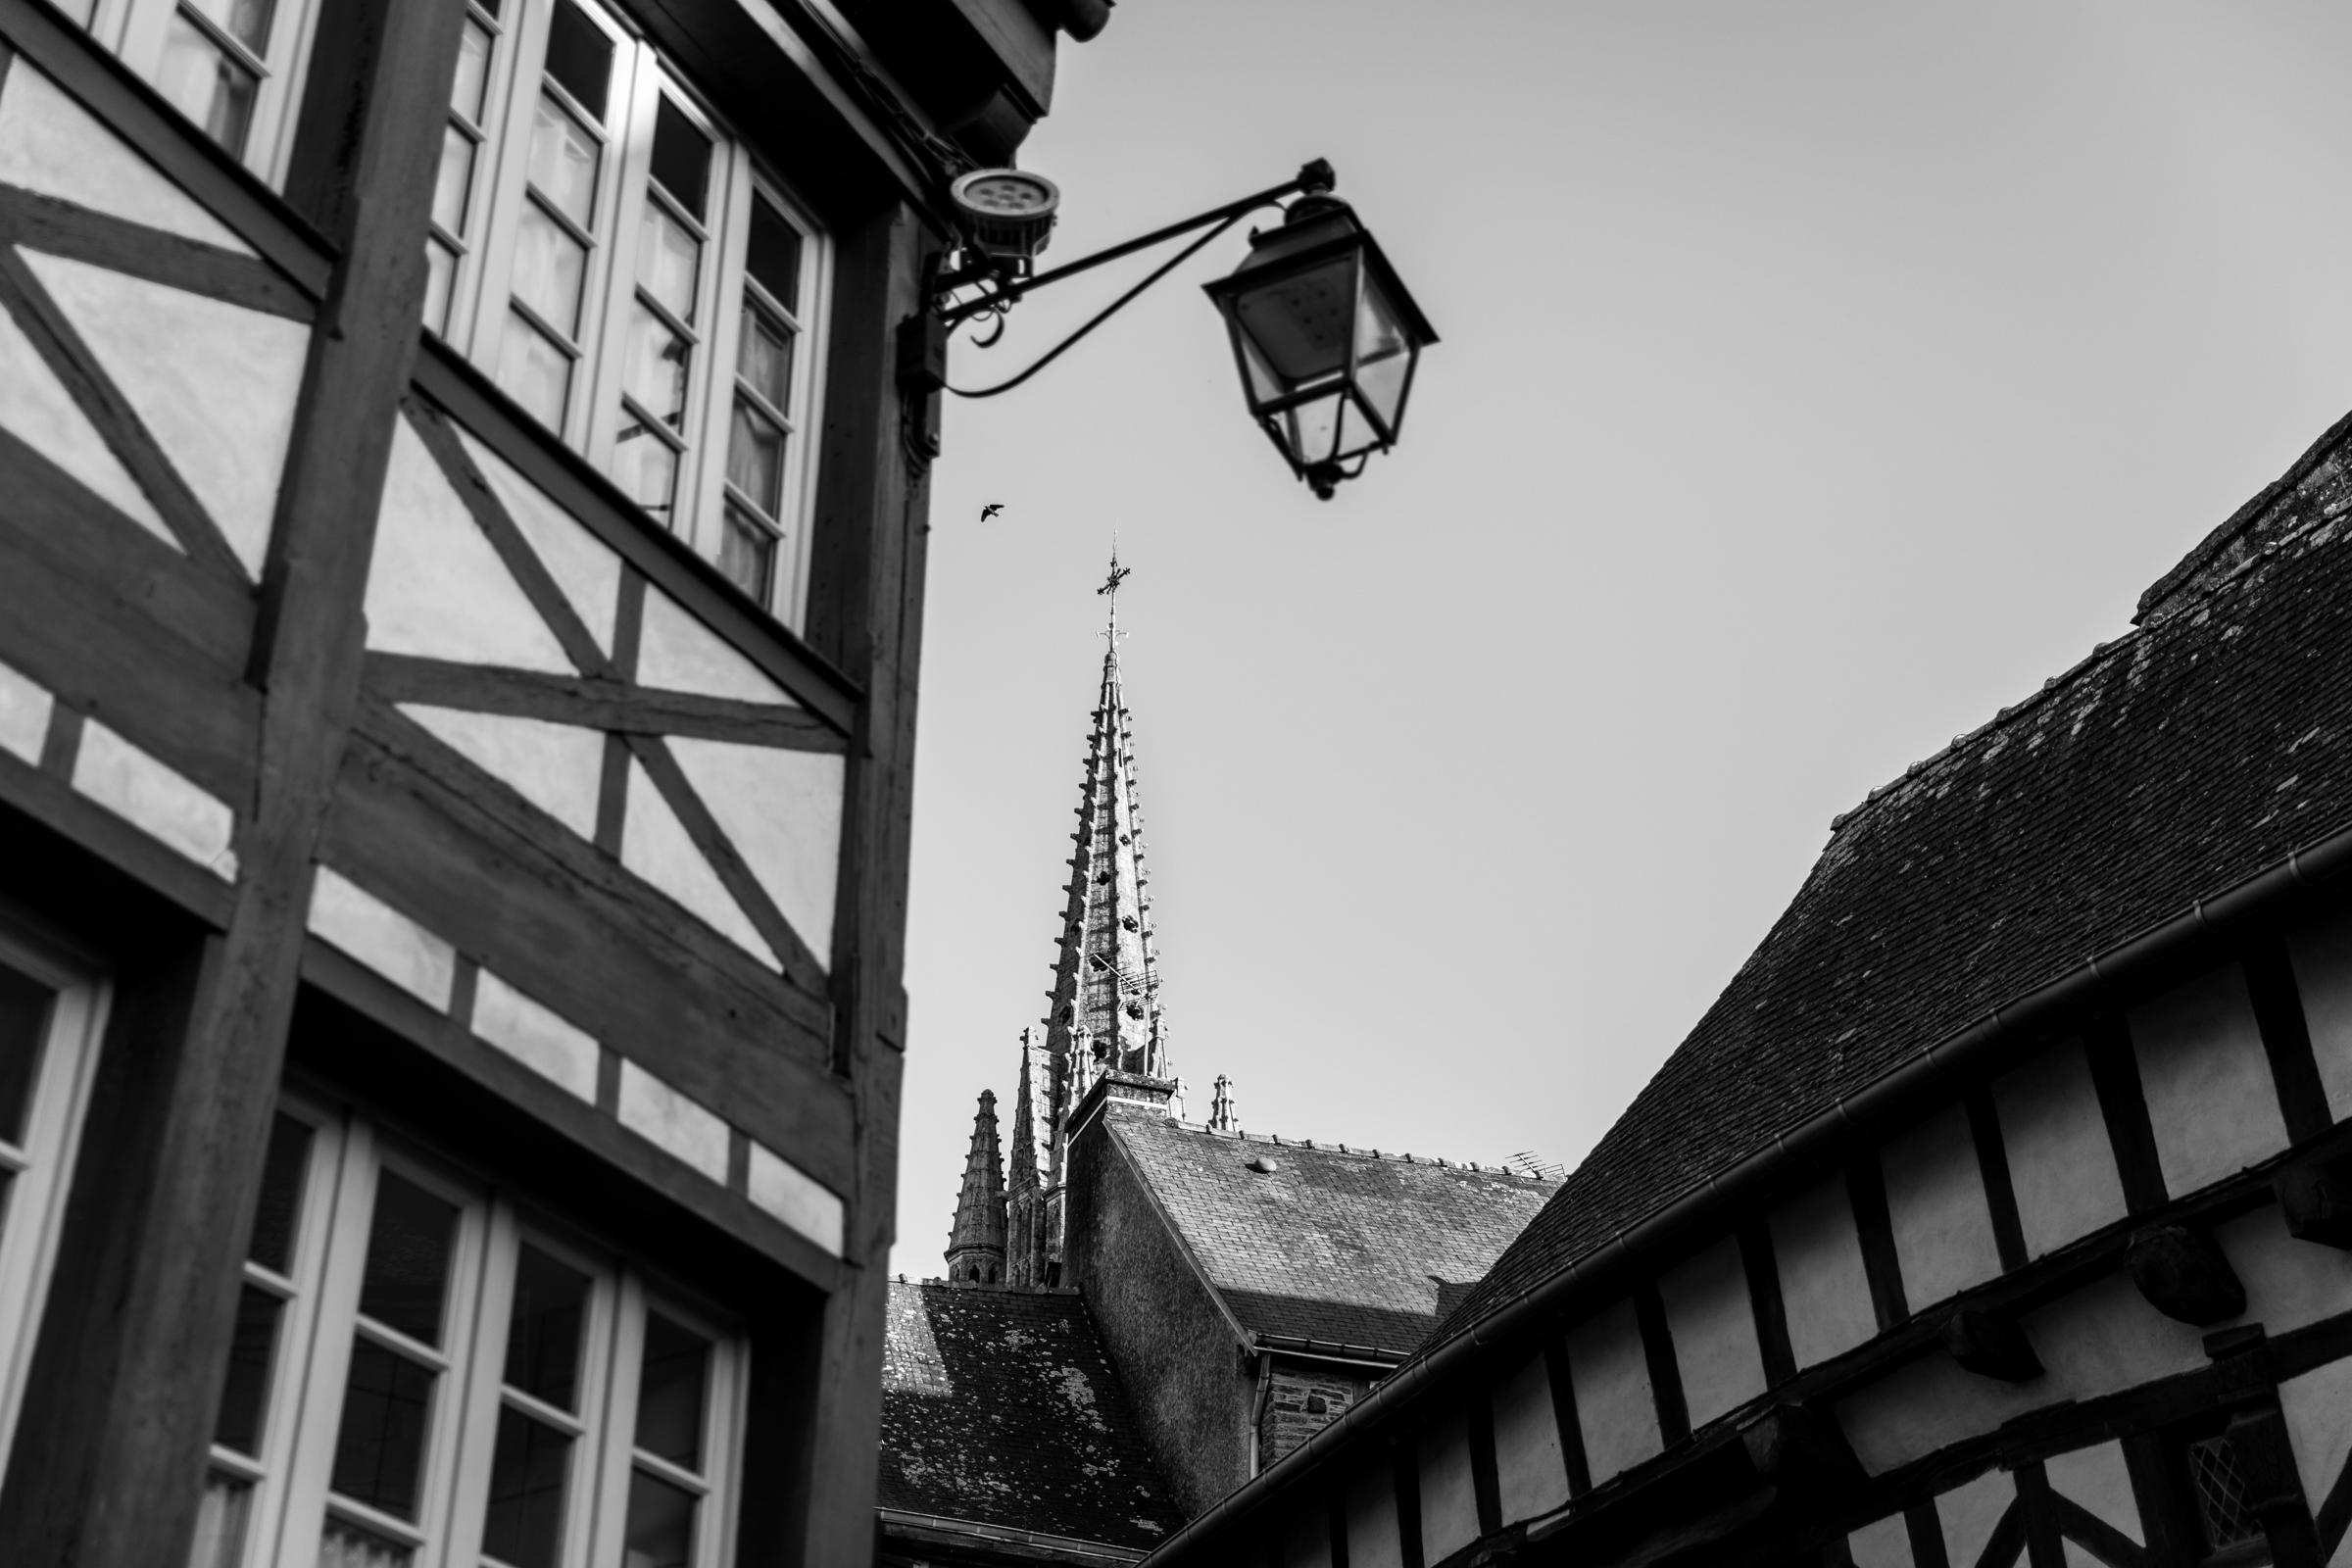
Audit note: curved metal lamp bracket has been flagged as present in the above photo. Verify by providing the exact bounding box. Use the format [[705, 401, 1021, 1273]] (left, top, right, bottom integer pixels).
[[897, 159, 1336, 413]]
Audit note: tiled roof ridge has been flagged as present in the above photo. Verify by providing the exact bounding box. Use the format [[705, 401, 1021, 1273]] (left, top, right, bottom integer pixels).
[[1825, 625, 2143, 836], [893, 1273, 1080, 1295], [2134, 401, 2352, 626], [1141, 1113, 1561, 1184], [1827, 441, 2352, 841]]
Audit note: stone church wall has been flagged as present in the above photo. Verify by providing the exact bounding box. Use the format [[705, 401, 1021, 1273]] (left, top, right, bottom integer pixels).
[[1064, 1111, 1255, 1517]]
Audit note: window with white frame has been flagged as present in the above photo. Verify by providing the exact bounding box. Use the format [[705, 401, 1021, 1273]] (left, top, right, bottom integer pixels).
[[71, 0, 325, 181], [428, 0, 827, 624], [188, 1094, 747, 1568], [0, 929, 108, 1486]]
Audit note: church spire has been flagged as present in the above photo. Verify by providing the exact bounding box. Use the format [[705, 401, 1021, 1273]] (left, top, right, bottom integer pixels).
[[946, 1089, 1006, 1284], [1041, 549, 1169, 1085]]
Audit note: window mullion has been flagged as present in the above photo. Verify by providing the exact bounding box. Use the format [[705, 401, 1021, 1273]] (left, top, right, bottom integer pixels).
[[436, 1200, 522, 1568]]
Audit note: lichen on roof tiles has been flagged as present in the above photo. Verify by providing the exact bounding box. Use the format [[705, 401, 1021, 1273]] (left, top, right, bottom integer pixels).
[[877, 1280, 1179, 1549]]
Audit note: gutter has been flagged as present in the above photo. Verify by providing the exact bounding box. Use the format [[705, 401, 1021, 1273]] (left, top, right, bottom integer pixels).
[[876, 1508, 1148, 1563], [1141, 814, 2352, 1565]]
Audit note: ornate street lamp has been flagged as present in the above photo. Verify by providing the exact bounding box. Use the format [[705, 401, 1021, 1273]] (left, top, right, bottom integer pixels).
[[901, 160, 1438, 499], [1203, 194, 1436, 499]]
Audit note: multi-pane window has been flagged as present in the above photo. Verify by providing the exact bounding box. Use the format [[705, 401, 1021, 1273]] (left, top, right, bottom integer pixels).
[[424, 0, 512, 336], [431, 0, 826, 625], [492, 0, 619, 433], [717, 195, 804, 603], [75, 0, 322, 177], [0, 936, 106, 1484], [191, 1095, 746, 1568]]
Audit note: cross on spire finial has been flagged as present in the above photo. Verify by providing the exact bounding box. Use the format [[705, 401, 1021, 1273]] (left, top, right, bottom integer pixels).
[[1097, 543, 1131, 647]]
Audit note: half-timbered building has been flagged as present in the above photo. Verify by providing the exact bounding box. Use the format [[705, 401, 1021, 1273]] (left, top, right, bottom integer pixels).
[[1136, 411, 2352, 1568], [0, 0, 1106, 1562]]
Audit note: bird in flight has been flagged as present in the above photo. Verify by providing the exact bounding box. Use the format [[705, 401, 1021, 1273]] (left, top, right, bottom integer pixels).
[[980, 502, 1004, 521]]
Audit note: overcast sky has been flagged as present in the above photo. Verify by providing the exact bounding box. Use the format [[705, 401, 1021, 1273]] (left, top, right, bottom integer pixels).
[[887, 1, 2352, 1271]]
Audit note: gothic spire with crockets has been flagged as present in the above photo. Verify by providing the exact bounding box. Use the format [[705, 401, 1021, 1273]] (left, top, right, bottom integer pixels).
[[1041, 548, 1170, 1086]]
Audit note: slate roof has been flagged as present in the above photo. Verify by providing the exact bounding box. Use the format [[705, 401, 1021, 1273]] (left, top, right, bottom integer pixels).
[[1104, 1110, 1558, 1352], [1434, 408, 2352, 1346], [878, 1281, 1181, 1550]]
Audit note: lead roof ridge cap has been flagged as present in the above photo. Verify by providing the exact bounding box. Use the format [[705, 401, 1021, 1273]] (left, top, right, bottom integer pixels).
[[1148, 1116, 1558, 1181]]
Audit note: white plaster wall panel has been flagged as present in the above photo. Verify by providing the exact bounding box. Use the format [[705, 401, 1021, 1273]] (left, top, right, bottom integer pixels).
[[1769, 1175, 1878, 1369], [2043, 1441, 2140, 1546], [2214, 1204, 2352, 1336], [400, 706, 603, 839], [1344, 1465, 1403, 1568], [665, 738, 842, 964], [365, 420, 574, 674], [0, 67, 252, 253], [1283, 1506, 1333, 1568], [0, 661, 51, 764], [2025, 1273, 2209, 1405], [0, 305, 173, 546], [73, 719, 235, 876], [1836, 1348, 2041, 1476], [470, 969, 598, 1102], [2279, 1355, 2352, 1560], [618, 759, 780, 969], [616, 1060, 729, 1184], [1838, 1272, 2210, 1475], [2131, 966, 2289, 1200], [1882, 1104, 2004, 1309], [456, 429, 619, 655], [746, 1142, 843, 1257], [23, 252, 304, 577], [1993, 1038, 2130, 1258], [307, 866, 453, 1009], [1657, 1237, 1768, 1430], [1565, 1298, 1662, 1484], [2287, 905, 2352, 1124], [1848, 1513, 1916, 1568], [1936, 1468, 2015, 1568], [1491, 1351, 1570, 1524], [1416, 1409, 1480, 1566], [636, 592, 797, 707]]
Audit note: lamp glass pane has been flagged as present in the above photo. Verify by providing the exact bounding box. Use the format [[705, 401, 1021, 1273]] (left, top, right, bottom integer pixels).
[[1353, 273, 1414, 436], [1230, 251, 1358, 387], [1276, 387, 1348, 468]]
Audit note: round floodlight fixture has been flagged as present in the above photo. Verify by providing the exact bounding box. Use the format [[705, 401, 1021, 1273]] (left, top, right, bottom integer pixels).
[[951, 168, 1061, 262]]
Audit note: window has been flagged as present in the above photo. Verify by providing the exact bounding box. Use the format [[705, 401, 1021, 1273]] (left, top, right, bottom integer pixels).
[[433, 0, 827, 625], [74, 0, 324, 179], [191, 1095, 746, 1568], [0, 928, 107, 1483]]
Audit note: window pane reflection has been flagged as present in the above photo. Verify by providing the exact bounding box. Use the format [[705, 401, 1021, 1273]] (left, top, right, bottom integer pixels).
[[497, 318, 572, 428], [156, 13, 258, 157], [481, 1407, 570, 1568], [505, 1247, 590, 1411], [526, 97, 599, 228], [329, 1341, 435, 1521], [358, 1173, 457, 1346], [0, 964, 52, 1147], [620, 1468, 695, 1568], [633, 1315, 708, 1469]]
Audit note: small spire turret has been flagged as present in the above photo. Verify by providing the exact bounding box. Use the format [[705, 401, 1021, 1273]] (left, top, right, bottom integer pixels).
[[946, 1090, 1006, 1284], [1209, 1074, 1238, 1133]]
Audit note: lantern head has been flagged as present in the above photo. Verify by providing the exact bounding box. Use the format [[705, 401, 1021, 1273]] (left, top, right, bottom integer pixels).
[[1203, 193, 1438, 499]]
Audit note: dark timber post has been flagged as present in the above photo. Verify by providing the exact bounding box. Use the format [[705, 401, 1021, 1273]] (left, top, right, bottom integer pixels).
[[793, 203, 932, 1563], [0, 1, 466, 1560]]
